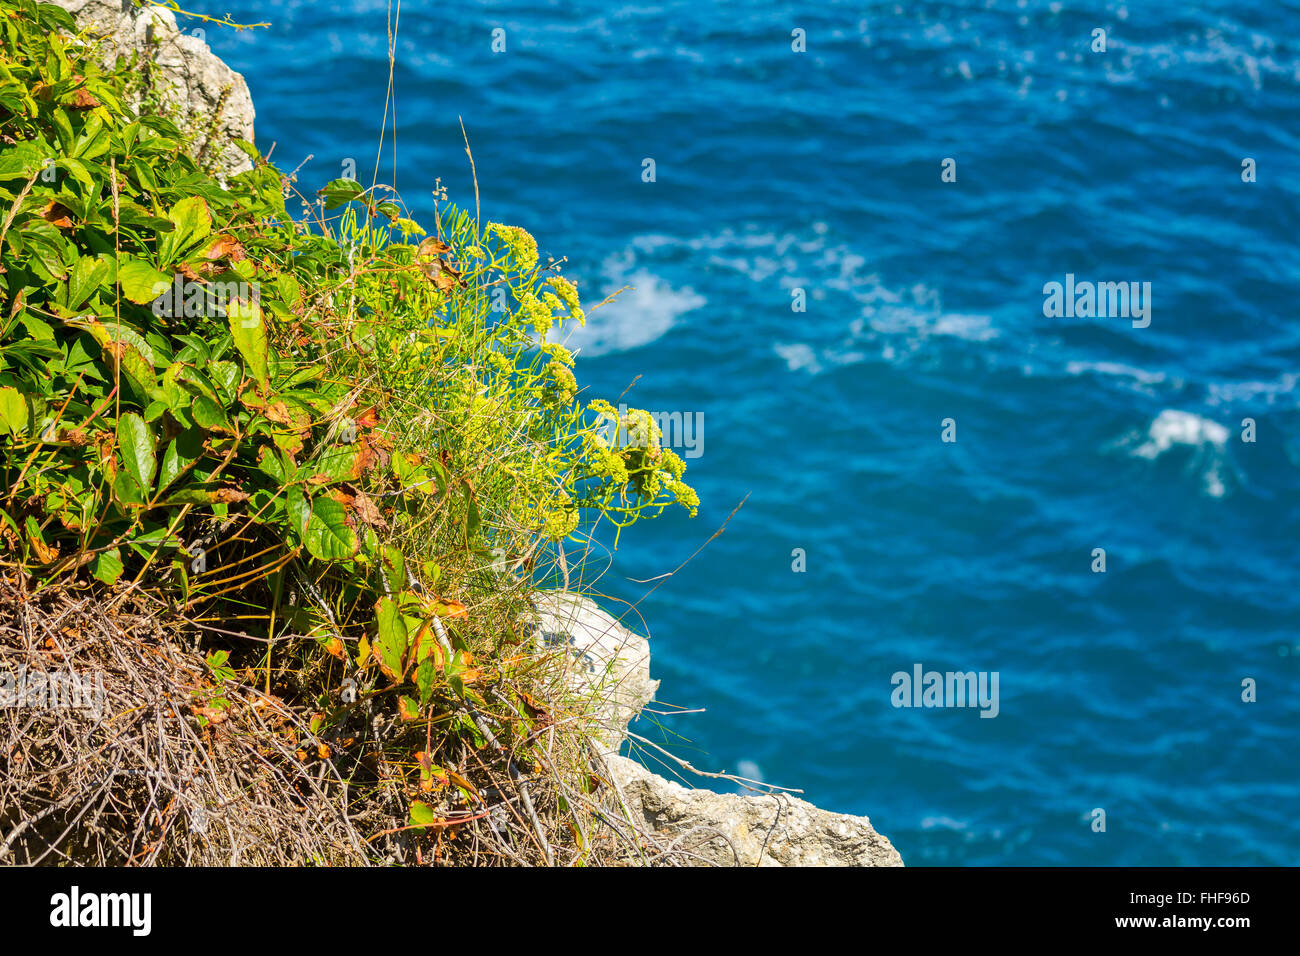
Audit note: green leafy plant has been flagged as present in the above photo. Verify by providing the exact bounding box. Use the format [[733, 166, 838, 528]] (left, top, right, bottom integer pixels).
[[0, 0, 697, 863]]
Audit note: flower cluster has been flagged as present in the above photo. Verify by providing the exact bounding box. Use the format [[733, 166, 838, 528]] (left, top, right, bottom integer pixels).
[[581, 400, 698, 517], [547, 274, 585, 326], [488, 223, 538, 273], [538, 343, 577, 408], [517, 291, 552, 337]]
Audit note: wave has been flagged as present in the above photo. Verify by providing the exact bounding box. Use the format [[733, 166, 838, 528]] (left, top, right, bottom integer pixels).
[[1128, 409, 1236, 498], [561, 247, 705, 358]]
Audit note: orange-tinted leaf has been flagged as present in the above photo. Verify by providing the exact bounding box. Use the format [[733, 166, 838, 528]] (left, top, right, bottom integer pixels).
[[433, 597, 468, 620], [354, 438, 378, 476], [263, 401, 295, 426], [27, 533, 58, 565], [39, 200, 73, 229], [410, 622, 445, 668], [350, 491, 387, 529], [398, 695, 420, 721], [191, 705, 228, 724], [204, 234, 246, 262], [416, 238, 451, 258], [68, 88, 100, 109]]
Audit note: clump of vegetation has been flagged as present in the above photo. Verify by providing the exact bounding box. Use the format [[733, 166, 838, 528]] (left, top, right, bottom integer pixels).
[[0, 0, 696, 865]]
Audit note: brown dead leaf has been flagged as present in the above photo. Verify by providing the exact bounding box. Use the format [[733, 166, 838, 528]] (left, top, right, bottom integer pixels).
[[263, 401, 295, 426], [26, 529, 59, 565], [68, 88, 100, 110], [416, 237, 451, 258], [191, 705, 228, 724], [204, 234, 246, 262], [426, 260, 463, 293], [351, 438, 378, 478], [350, 491, 387, 530]]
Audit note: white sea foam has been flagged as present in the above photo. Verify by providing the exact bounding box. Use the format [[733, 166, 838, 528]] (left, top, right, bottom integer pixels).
[[1134, 410, 1229, 459], [1066, 360, 1168, 387], [774, 342, 823, 375], [921, 815, 968, 831], [562, 248, 705, 358], [1206, 373, 1298, 407], [1132, 410, 1233, 498]]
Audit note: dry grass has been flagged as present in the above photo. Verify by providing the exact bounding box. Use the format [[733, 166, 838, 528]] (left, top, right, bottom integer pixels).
[[0, 572, 723, 866]]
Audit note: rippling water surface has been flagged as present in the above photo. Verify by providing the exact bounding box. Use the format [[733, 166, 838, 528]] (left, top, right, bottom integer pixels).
[[200, 0, 1299, 864]]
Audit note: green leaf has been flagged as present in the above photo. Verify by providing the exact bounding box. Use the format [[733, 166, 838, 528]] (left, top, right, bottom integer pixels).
[[228, 296, 269, 391], [415, 658, 437, 707], [372, 595, 408, 682], [116, 412, 156, 496], [304, 442, 365, 483], [285, 486, 310, 541], [381, 545, 406, 592], [113, 469, 145, 506], [408, 801, 437, 829], [256, 444, 287, 482], [421, 561, 442, 587], [208, 360, 241, 404], [158, 196, 212, 265], [303, 495, 358, 563], [67, 254, 111, 310], [159, 487, 221, 505], [190, 394, 229, 432], [118, 257, 172, 305], [318, 178, 365, 210], [156, 429, 202, 494], [91, 547, 123, 585], [70, 118, 111, 161], [18, 224, 67, 280], [0, 143, 41, 180], [462, 480, 481, 543], [57, 157, 95, 192], [0, 386, 29, 438]]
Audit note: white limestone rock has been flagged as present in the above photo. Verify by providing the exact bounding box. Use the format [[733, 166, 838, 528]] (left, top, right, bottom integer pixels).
[[530, 590, 658, 755], [532, 590, 904, 866], [52, 0, 255, 182], [605, 754, 904, 867]]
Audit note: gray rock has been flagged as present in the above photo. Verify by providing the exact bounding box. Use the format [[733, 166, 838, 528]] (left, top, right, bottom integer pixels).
[[51, 0, 255, 183], [530, 590, 658, 755], [605, 754, 904, 867], [533, 590, 904, 866]]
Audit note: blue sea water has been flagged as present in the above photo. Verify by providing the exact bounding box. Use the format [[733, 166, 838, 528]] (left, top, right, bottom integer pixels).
[[198, 0, 1299, 865]]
